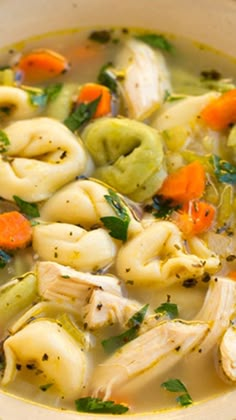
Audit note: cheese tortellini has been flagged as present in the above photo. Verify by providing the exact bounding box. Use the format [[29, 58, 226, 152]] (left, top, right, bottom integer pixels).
[[0, 86, 39, 121], [0, 117, 91, 202]]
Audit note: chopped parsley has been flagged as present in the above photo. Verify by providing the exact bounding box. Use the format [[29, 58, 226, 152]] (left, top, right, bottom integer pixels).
[[0, 249, 11, 268], [64, 95, 101, 132], [100, 189, 130, 241], [44, 83, 63, 102], [147, 195, 180, 219], [75, 397, 129, 414], [0, 130, 10, 153], [135, 33, 173, 52], [161, 378, 193, 407], [102, 304, 149, 353], [39, 383, 53, 392], [27, 83, 63, 107], [200, 69, 222, 81], [89, 30, 112, 44], [211, 155, 236, 184], [97, 62, 117, 93], [154, 302, 179, 319], [13, 195, 40, 218]]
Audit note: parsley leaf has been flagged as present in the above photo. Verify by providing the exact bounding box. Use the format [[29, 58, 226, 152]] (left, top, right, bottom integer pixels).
[[211, 155, 236, 184], [100, 189, 130, 241], [27, 83, 63, 107], [44, 83, 63, 102], [89, 30, 112, 44], [102, 304, 149, 353], [64, 96, 101, 132], [135, 33, 173, 52], [75, 397, 129, 414], [147, 195, 180, 219], [13, 195, 40, 218], [161, 378, 193, 407], [0, 130, 10, 153], [154, 302, 179, 319], [97, 62, 117, 93], [0, 249, 11, 268]]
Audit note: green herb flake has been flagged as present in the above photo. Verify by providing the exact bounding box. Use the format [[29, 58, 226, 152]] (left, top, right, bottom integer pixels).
[[161, 378, 193, 407], [44, 83, 63, 103], [89, 30, 112, 44], [39, 383, 53, 392], [102, 304, 149, 354], [13, 195, 40, 218], [0, 130, 10, 153], [97, 62, 117, 93], [0, 249, 11, 268], [211, 155, 236, 184], [75, 397, 128, 414], [200, 69, 222, 81], [154, 302, 179, 319], [135, 33, 173, 52], [149, 195, 180, 219], [101, 189, 130, 241], [64, 95, 101, 132]]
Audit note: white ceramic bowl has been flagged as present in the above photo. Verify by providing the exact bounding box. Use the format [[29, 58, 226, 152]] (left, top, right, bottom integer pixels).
[[1, 0, 236, 418]]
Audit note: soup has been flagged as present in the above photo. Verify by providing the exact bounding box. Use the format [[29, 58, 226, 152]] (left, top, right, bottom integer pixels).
[[0, 27, 236, 415]]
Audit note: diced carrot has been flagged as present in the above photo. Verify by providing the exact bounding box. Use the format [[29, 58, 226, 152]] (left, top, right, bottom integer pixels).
[[77, 83, 112, 118], [200, 89, 236, 131], [16, 49, 70, 83], [228, 271, 236, 281], [173, 201, 216, 237], [158, 161, 205, 204], [0, 211, 32, 250]]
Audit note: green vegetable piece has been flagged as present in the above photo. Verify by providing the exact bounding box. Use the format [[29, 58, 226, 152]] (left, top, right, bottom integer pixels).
[[101, 189, 130, 241], [97, 62, 117, 93], [82, 118, 166, 202], [75, 396, 129, 414], [102, 304, 149, 353], [64, 95, 101, 132], [0, 250, 11, 269], [151, 195, 180, 219], [46, 83, 78, 121], [211, 155, 236, 184], [161, 378, 193, 407], [39, 383, 53, 392], [89, 30, 112, 44], [0, 130, 10, 153], [0, 273, 38, 334], [135, 33, 173, 52], [44, 83, 63, 103], [13, 195, 40, 218], [155, 302, 179, 319]]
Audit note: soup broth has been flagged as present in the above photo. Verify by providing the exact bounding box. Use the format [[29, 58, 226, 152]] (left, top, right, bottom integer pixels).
[[0, 27, 236, 415]]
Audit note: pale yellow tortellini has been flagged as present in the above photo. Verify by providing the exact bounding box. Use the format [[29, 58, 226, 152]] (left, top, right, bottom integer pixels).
[[116, 220, 220, 287], [2, 319, 87, 399], [40, 178, 142, 238], [32, 222, 118, 272], [81, 117, 167, 202], [0, 86, 39, 121], [0, 117, 92, 202]]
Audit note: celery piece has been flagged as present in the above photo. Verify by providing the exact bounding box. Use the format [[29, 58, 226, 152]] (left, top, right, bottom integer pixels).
[[46, 83, 78, 121], [0, 273, 38, 335], [217, 184, 234, 228], [228, 125, 236, 147], [57, 313, 88, 350], [0, 68, 15, 86]]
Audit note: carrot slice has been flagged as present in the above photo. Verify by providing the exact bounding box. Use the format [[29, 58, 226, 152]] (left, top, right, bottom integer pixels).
[[77, 83, 112, 118], [16, 49, 70, 83], [0, 211, 32, 250], [228, 271, 236, 281], [158, 161, 205, 204], [173, 201, 216, 237], [200, 89, 236, 130]]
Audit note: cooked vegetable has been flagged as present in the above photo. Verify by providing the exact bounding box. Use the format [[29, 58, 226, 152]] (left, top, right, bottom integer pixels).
[[101, 189, 131, 241], [200, 89, 236, 130], [77, 83, 112, 118], [13, 196, 40, 218], [0, 211, 32, 250], [158, 161, 206, 204], [173, 200, 216, 237], [0, 130, 10, 152], [89, 30, 112, 44], [64, 95, 101, 132], [135, 33, 173, 52], [155, 302, 179, 319], [0, 249, 11, 268], [161, 378, 193, 407], [211, 155, 236, 184], [97, 62, 118, 93], [75, 397, 129, 414]]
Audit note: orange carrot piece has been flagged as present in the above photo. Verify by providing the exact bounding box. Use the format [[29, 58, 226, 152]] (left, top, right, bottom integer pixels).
[[16, 49, 70, 83], [0, 211, 32, 250], [173, 201, 216, 237], [200, 89, 236, 131], [227, 271, 236, 281], [77, 83, 112, 118], [158, 161, 205, 204]]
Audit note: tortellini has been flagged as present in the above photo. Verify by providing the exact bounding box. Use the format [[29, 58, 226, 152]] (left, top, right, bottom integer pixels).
[[0, 117, 91, 202], [2, 319, 87, 399], [0, 86, 39, 121], [82, 117, 167, 202], [116, 220, 220, 287], [32, 222, 118, 272], [40, 178, 142, 238]]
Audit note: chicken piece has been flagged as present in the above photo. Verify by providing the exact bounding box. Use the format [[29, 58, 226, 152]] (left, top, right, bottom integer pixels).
[[115, 39, 171, 120], [89, 320, 209, 399], [116, 220, 220, 287], [219, 325, 236, 381], [193, 276, 236, 355], [2, 319, 88, 399], [83, 289, 141, 330], [36, 261, 122, 311]]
